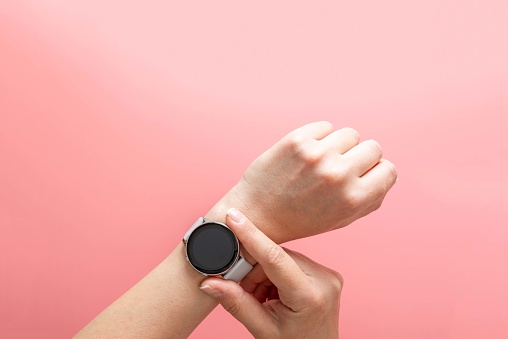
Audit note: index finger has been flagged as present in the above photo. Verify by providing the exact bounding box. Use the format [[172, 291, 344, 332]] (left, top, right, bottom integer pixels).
[[288, 120, 334, 140], [226, 208, 309, 293]]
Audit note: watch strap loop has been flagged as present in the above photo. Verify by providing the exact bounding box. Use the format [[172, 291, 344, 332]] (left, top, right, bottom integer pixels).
[[223, 257, 253, 282], [183, 217, 206, 243]]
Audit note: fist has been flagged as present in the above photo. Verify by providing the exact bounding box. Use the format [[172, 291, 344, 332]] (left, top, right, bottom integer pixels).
[[231, 121, 397, 243]]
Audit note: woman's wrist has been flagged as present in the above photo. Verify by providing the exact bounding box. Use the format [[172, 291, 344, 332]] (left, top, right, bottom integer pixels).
[[203, 185, 262, 265]]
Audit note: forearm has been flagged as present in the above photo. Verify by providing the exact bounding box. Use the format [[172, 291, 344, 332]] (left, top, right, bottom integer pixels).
[[75, 241, 218, 338], [74, 121, 396, 337], [75, 188, 252, 338], [74, 122, 397, 338]]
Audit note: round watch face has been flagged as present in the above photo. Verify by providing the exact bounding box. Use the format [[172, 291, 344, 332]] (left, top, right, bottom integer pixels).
[[186, 222, 239, 275]]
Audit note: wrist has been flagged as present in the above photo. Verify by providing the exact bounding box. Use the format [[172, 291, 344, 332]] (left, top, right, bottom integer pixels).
[[203, 183, 287, 266], [204, 185, 259, 264], [228, 180, 289, 244]]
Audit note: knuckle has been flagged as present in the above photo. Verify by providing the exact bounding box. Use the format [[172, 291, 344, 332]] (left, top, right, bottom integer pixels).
[[319, 167, 339, 184], [376, 159, 398, 193], [330, 271, 344, 292], [307, 288, 327, 309], [316, 120, 334, 133], [369, 139, 383, 156], [300, 146, 324, 165], [343, 127, 360, 142], [283, 132, 306, 152], [319, 163, 349, 185], [344, 189, 365, 210], [385, 160, 398, 181], [321, 120, 334, 129], [264, 245, 286, 268], [224, 297, 242, 316]]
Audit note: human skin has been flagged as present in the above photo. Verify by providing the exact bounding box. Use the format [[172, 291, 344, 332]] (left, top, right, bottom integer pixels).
[[201, 208, 343, 339], [74, 121, 397, 338], [233, 121, 397, 244]]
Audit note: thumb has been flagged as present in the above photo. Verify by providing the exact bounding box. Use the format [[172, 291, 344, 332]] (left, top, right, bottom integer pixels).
[[200, 278, 276, 336]]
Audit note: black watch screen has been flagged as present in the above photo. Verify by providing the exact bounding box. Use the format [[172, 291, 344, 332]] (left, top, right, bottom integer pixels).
[[186, 222, 239, 275]]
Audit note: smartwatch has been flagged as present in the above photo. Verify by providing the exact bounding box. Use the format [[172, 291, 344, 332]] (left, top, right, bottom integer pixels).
[[183, 217, 253, 283]]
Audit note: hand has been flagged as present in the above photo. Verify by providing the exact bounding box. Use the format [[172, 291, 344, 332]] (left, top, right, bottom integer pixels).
[[199, 209, 343, 339], [229, 121, 397, 243]]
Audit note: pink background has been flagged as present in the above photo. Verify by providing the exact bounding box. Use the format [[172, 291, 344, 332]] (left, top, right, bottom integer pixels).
[[1, 1, 507, 338]]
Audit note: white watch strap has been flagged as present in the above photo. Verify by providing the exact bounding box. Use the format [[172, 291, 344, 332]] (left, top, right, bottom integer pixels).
[[223, 257, 253, 283], [183, 217, 206, 243]]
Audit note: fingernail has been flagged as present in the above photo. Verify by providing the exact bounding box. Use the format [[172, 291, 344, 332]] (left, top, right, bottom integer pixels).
[[227, 208, 246, 224], [199, 284, 223, 298]]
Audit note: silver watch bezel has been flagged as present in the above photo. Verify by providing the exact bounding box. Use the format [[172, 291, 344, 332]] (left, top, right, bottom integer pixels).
[[183, 221, 241, 277]]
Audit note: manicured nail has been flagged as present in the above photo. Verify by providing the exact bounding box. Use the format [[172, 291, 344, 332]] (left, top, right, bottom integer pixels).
[[199, 284, 223, 298], [227, 208, 246, 224]]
